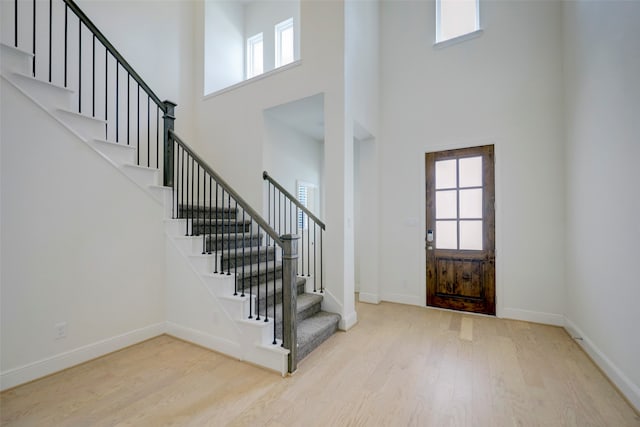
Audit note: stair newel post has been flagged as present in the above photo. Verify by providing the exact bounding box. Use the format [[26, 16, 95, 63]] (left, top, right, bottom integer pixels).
[[281, 234, 300, 373], [162, 100, 177, 187]]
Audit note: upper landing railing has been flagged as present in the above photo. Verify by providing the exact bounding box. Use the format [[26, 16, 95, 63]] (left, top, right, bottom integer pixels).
[[9, 0, 176, 185], [263, 171, 325, 294]]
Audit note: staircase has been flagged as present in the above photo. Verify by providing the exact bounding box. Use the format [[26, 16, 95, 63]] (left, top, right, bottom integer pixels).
[[175, 204, 340, 364], [0, 0, 340, 380]]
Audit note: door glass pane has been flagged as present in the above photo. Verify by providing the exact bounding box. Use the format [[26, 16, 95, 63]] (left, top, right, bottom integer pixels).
[[435, 159, 457, 189], [459, 156, 482, 187], [436, 190, 457, 219], [436, 221, 457, 249], [460, 220, 482, 250], [459, 189, 482, 219]]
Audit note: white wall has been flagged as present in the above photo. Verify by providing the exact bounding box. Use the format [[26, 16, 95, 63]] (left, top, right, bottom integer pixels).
[[345, 0, 380, 303], [563, 0, 640, 409], [263, 113, 323, 199], [0, 78, 166, 389], [378, 0, 566, 320], [192, 0, 357, 329], [204, 0, 244, 94]]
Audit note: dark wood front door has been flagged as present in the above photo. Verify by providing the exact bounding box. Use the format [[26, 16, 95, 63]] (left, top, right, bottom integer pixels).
[[425, 145, 495, 315]]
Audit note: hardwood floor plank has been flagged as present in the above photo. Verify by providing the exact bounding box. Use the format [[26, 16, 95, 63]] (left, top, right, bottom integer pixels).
[[1, 301, 638, 427]]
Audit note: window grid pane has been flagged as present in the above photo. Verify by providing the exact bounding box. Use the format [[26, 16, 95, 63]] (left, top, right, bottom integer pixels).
[[436, 221, 457, 250], [435, 159, 457, 189], [459, 156, 482, 187], [433, 156, 483, 250]]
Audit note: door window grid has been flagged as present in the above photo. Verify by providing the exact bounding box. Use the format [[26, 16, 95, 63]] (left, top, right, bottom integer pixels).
[[435, 156, 483, 250]]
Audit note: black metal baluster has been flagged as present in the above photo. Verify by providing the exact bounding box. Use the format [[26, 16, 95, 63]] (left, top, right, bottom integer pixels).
[[208, 176, 213, 256], [225, 190, 232, 281], [48, 0, 52, 82], [78, 20, 81, 112], [126, 73, 130, 145], [201, 169, 206, 254], [214, 183, 219, 272], [14, 0, 18, 47], [290, 200, 292, 234], [272, 185, 276, 243], [32, 0, 35, 77], [278, 190, 281, 236], [116, 63, 119, 142], [296, 206, 300, 274], [136, 84, 140, 164], [156, 107, 160, 169], [320, 229, 323, 293], [301, 212, 305, 276], [103, 49, 107, 138], [190, 157, 194, 235], [307, 216, 310, 277], [147, 96, 150, 167], [91, 35, 95, 116], [245, 209, 249, 314], [252, 221, 257, 320], [176, 147, 184, 218], [227, 192, 232, 278], [237, 200, 241, 297], [64, 5, 67, 86], [196, 164, 200, 237], [258, 224, 264, 321], [313, 223, 316, 285], [183, 151, 188, 236]]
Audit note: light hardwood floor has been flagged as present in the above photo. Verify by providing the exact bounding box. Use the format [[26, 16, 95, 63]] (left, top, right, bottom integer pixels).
[[2, 300, 639, 426]]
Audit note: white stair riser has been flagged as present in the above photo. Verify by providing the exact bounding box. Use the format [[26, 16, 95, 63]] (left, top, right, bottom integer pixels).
[[54, 109, 105, 140], [187, 254, 215, 275], [121, 165, 158, 187], [89, 140, 136, 165], [0, 44, 32, 75], [204, 273, 236, 297], [220, 296, 252, 320], [165, 219, 186, 236], [246, 344, 288, 376], [149, 186, 173, 218], [237, 318, 276, 347], [8, 73, 73, 110]]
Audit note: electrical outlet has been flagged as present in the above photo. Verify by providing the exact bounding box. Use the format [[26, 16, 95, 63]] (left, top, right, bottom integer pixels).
[[55, 321, 67, 340]]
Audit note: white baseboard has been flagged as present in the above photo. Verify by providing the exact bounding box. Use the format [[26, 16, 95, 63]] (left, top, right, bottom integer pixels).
[[501, 307, 565, 326], [358, 292, 380, 304], [380, 292, 423, 307], [564, 317, 640, 412], [165, 321, 242, 360], [0, 322, 166, 391]]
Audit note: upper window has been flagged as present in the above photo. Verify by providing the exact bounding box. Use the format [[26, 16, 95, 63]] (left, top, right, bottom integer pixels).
[[275, 18, 294, 68], [246, 33, 264, 79], [436, 0, 480, 43]]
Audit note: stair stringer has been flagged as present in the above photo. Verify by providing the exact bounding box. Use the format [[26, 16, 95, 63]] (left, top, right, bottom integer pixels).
[[164, 220, 289, 375], [0, 44, 163, 197]]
